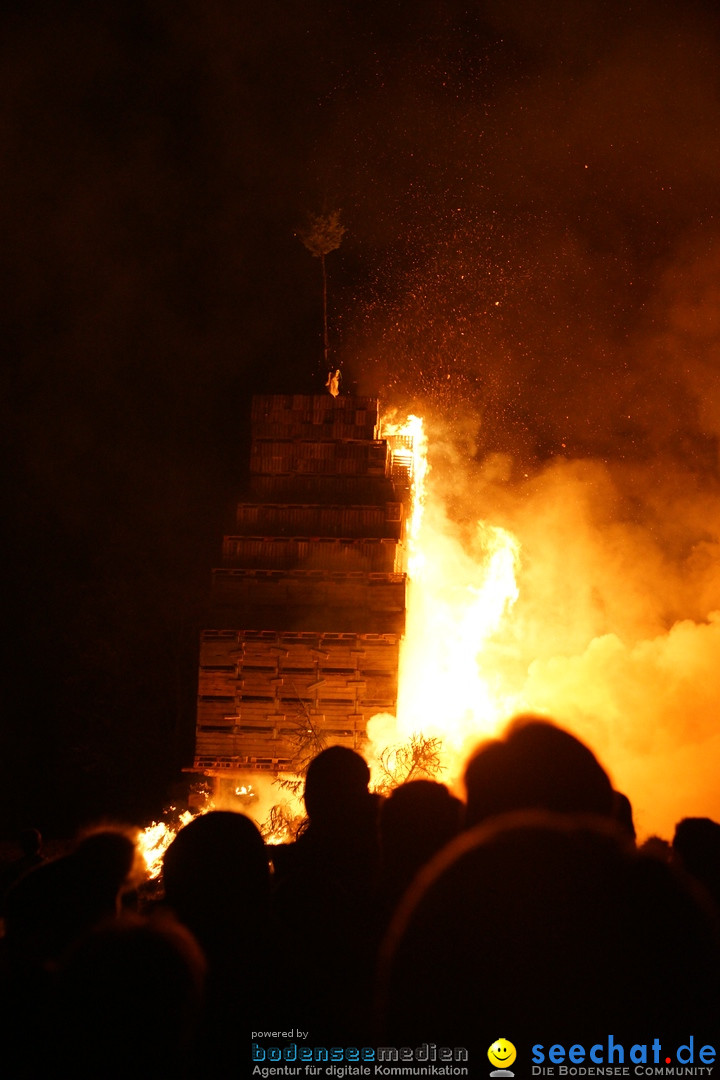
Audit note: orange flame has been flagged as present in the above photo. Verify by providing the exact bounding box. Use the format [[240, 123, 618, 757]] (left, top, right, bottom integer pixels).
[[140, 409, 720, 847], [138, 811, 195, 880], [380, 411, 429, 576], [369, 413, 522, 787], [372, 417, 720, 840], [137, 782, 293, 876]]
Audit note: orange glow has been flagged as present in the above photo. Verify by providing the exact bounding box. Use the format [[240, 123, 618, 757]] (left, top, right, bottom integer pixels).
[[138, 811, 194, 880], [146, 409, 720, 850], [137, 782, 298, 874], [397, 518, 520, 754], [368, 413, 720, 841], [380, 411, 428, 576], [369, 414, 522, 787]]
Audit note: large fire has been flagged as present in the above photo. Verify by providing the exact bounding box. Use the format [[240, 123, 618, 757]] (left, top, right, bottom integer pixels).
[[368, 412, 522, 780], [374, 413, 720, 841], [138, 811, 195, 879], [139, 407, 720, 875]]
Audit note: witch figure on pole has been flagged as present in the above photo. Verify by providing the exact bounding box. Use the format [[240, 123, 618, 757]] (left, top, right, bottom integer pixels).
[[297, 209, 346, 393]]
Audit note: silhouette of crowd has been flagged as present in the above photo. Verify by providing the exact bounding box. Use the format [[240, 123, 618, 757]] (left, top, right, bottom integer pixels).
[[1, 716, 719, 1075]]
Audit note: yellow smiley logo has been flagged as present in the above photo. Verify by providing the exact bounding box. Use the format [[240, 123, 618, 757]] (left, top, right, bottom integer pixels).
[[488, 1039, 517, 1070]]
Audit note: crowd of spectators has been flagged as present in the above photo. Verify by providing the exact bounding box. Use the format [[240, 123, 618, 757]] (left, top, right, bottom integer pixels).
[[1, 715, 719, 1075]]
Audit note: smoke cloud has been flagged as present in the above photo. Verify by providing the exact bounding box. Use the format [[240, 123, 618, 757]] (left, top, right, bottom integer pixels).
[[440, 441, 720, 839]]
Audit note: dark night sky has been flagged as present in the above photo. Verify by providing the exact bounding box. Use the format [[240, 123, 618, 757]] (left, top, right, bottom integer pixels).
[[3, 0, 720, 836]]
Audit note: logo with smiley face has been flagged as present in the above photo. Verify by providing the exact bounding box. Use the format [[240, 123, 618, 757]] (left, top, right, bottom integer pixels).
[[488, 1038, 517, 1077]]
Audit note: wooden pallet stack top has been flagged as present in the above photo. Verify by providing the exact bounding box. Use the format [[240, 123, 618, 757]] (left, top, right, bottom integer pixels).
[[249, 438, 388, 477], [251, 394, 379, 441], [224, 394, 412, 609]]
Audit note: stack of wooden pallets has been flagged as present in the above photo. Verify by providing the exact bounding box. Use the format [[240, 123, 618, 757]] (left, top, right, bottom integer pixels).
[[192, 394, 414, 776]]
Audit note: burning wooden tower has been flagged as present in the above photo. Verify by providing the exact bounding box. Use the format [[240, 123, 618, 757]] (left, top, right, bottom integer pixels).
[[192, 394, 416, 782]]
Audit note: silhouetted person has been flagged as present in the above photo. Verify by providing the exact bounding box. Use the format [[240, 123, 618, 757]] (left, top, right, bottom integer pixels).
[[672, 816, 720, 913], [272, 746, 381, 1041], [1, 825, 140, 1077], [378, 811, 720, 1048], [162, 810, 271, 1058], [162, 810, 269, 958], [15, 827, 44, 868], [613, 790, 636, 843], [377, 779, 462, 926], [303, 743, 376, 824], [54, 912, 206, 1078], [0, 827, 45, 915], [463, 714, 615, 828], [639, 834, 672, 862], [3, 825, 138, 970]]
